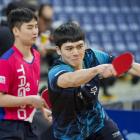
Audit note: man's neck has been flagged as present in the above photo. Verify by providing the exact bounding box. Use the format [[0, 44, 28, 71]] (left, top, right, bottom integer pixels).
[[14, 41, 33, 62], [75, 64, 83, 70]]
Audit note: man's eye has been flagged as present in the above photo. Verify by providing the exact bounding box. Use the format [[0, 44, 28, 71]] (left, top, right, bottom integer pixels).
[[66, 48, 72, 50], [77, 45, 83, 49]]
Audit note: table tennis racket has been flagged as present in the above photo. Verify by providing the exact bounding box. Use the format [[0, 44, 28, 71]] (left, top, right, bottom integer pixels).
[[112, 52, 133, 76], [41, 88, 52, 109]]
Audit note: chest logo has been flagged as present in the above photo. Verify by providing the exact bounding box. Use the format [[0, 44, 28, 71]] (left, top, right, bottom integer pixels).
[[90, 86, 97, 95], [17, 64, 30, 97]]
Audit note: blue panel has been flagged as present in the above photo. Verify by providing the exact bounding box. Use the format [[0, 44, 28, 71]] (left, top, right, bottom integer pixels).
[[106, 109, 140, 140]]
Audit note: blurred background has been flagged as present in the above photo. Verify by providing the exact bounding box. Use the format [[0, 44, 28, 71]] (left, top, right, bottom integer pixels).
[[0, 0, 140, 139]]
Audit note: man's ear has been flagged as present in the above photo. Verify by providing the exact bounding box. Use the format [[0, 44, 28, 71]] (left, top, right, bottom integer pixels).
[[56, 46, 61, 55], [12, 27, 19, 37]]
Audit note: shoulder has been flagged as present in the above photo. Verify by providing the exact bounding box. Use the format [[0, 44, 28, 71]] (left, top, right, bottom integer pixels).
[[48, 63, 74, 77], [85, 48, 109, 59], [90, 48, 109, 57], [32, 48, 40, 64], [0, 56, 11, 71], [89, 48, 112, 64], [0, 47, 14, 60], [32, 48, 40, 58]]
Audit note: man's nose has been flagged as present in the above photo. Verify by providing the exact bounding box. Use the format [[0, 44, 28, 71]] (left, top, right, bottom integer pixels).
[[72, 48, 79, 55], [33, 27, 38, 35]]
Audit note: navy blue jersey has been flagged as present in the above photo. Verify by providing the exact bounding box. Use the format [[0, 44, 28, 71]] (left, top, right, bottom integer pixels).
[[48, 49, 113, 140]]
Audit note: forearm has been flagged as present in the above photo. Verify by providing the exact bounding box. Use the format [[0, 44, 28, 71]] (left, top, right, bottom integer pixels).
[[57, 66, 100, 88], [128, 63, 140, 76], [0, 92, 29, 107]]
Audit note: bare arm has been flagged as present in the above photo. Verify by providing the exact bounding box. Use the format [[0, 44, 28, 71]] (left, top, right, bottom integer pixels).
[[57, 64, 116, 88], [0, 92, 47, 109], [0, 92, 30, 107], [128, 63, 140, 76]]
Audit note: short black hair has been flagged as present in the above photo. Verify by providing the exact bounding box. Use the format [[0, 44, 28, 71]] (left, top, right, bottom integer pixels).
[[8, 8, 38, 31], [6, 1, 28, 17], [53, 22, 85, 47]]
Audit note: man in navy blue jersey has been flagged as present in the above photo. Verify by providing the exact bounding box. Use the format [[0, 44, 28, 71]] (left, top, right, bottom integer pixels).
[[47, 22, 138, 140]]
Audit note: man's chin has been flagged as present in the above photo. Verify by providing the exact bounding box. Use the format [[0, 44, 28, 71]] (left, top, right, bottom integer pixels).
[[32, 40, 36, 44], [70, 63, 81, 69]]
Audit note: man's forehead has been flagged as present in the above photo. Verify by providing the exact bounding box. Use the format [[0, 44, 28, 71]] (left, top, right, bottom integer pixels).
[[24, 19, 38, 25], [63, 40, 84, 47]]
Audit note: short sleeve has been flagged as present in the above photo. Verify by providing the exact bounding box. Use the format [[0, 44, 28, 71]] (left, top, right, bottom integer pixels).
[[0, 60, 11, 93], [91, 49, 114, 64], [48, 64, 74, 92]]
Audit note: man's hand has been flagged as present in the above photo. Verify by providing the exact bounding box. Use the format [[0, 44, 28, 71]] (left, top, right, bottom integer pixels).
[[26, 95, 47, 109], [41, 107, 52, 124], [97, 64, 117, 78]]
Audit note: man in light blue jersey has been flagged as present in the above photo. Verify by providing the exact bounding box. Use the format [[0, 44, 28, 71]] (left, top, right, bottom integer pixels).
[[47, 22, 138, 140]]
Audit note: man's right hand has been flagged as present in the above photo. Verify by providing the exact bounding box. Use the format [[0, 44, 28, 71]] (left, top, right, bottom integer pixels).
[[97, 64, 117, 78]]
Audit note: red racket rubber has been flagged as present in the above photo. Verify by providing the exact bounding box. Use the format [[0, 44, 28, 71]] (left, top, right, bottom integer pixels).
[[112, 52, 133, 76], [41, 88, 52, 109]]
